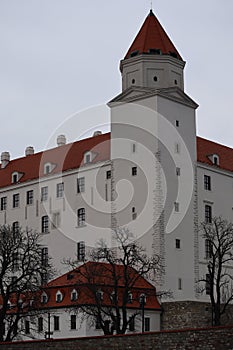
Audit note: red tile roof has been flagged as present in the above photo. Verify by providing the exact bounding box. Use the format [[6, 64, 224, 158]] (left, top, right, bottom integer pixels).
[[197, 137, 233, 173], [39, 262, 161, 310], [0, 133, 110, 189], [124, 10, 182, 60]]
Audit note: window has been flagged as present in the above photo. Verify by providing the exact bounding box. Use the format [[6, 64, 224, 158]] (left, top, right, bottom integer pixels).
[[70, 315, 76, 330], [38, 317, 43, 332], [41, 292, 48, 304], [204, 175, 211, 191], [25, 320, 30, 334], [44, 163, 52, 175], [56, 291, 63, 303], [132, 143, 136, 153], [13, 194, 19, 208], [0, 197, 7, 211], [132, 207, 137, 220], [71, 289, 78, 301], [41, 186, 48, 202], [95, 317, 101, 329], [145, 317, 150, 332], [213, 155, 219, 165], [132, 167, 137, 176], [54, 316, 60, 331], [12, 251, 19, 271], [56, 183, 64, 198], [175, 143, 180, 154], [206, 274, 211, 295], [110, 291, 117, 304], [12, 172, 19, 184], [106, 170, 111, 179], [129, 318, 135, 331], [176, 167, 180, 176], [12, 221, 19, 235], [41, 215, 49, 233], [77, 241, 85, 261], [41, 247, 48, 267], [175, 120, 179, 127], [41, 272, 48, 285], [178, 278, 182, 290], [77, 208, 85, 227], [174, 202, 179, 212], [77, 177, 85, 193], [52, 212, 60, 229], [205, 205, 212, 223], [84, 152, 92, 164], [205, 239, 213, 259], [127, 292, 133, 303], [175, 239, 181, 249], [96, 290, 103, 302], [26, 190, 33, 205]]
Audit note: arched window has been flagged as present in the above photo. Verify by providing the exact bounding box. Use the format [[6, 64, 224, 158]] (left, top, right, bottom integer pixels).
[[77, 208, 85, 227], [71, 289, 78, 301], [56, 290, 63, 303]]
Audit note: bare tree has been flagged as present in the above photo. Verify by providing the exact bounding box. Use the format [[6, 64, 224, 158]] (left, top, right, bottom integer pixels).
[[0, 225, 53, 341], [68, 228, 163, 335], [199, 217, 233, 326]]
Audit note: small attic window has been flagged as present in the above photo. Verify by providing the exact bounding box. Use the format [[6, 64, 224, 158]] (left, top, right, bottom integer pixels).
[[149, 48, 161, 55], [12, 172, 19, 184], [84, 151, 92, 164], [56, 290, 63, 303], [213, 154, 219, 166], [170, 51, 178, 58], [130, 50, 139, 57], [44, 163, 52, 175], [71, 289, 78, 301], [41, 292, 48, 304]]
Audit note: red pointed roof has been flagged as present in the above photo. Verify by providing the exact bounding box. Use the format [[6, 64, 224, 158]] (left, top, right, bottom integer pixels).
[[124, 10, 182, 61]]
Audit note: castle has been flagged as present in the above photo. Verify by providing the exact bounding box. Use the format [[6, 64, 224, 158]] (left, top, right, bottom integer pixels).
[[1, 9, 233, 305]]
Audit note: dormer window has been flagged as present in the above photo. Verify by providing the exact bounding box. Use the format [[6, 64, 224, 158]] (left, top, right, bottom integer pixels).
[[56, 290, 63, 303], [84, 152, 92, 164], [41, 292, 48, 304], [44, 163, 52, 175], [12, 172, 21, 184], [71, 289, 78, 301], [208, 154, 219, 166], [96, 290, 103, 302]]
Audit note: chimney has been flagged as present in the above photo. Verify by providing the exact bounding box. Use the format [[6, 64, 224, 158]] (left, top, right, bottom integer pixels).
[[93, 131, 102, 137], [1, 152, 10, 169], [25, 146, 34, 156], [57, 134, 66, 147]]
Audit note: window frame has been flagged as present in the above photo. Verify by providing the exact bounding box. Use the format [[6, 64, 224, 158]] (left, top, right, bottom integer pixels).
[[0, 196, 7, 211], [26, 190, 34, 205], [56, 183, 64, 198], [144, 317, 150, 332], [77, 177, 85, 193], [77, 208, 86, 227], [204, 175, 211, 191], [205, 205, 212, 223], [41, 215, 49, 233], [54, 316, 60, 331], [70, 315, 77, 330], [132, 167, 137, 176], [13, 193, 20, 208], [41, 186, 48, 202]]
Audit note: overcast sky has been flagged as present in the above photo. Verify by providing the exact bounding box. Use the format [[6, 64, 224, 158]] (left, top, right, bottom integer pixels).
[[0, 0, 233, 159]]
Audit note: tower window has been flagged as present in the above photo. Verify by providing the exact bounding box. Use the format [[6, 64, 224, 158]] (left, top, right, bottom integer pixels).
[[174, 202, 179, 212], [106, 170, 111, 179], [132, 79, 135, 84], [153, 76, 158, 82], [205, 239, 213, 259], [132, 207, 137, 220], [205, 205, 212, 223], [174, 79, 178, 85], [77, 241, 85, 261], [178, 278, 182, 290], [149, 48, 161, 55], [176, 167, 181, 176], [77, 208, 85, 227], [132, 167, 137, 176], [175, 120, 179, 127], [130, 50, 139, 57], [175, 239, 181, 249], [41, 215, 49, 233]]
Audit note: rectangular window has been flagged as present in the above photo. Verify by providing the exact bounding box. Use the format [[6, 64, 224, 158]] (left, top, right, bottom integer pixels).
[[129, 318, 135, 332], [132, 167, 137, 176], [175, 143, 180, 154], [178, 278, 182, 290], [41, 247, 48, 267], [106, 170, 111, 179], [12, 251, 19, 272], [175, 120, 180, 127], [41, 215, 49, 233], [132, 207, 137, 220], [204, 175, 211, 191], [13, 194, 20, 208], [52, 212, 60, 229], [174, 202, 179, 212], [175, 239, 181, 249], [56, 183, 64, 198], [132, 143, 136, 153], [176, 167, 180, 176], [41, 186, 48, 202], [70, 315, 76, 330], [77, 177, 85, 193], [95, 317, 101, 329], [77, 241, 85, 261], [54, 316, 60, 331], [205, 239, 213, 259], [25, 320, 30, 334], [26, 190, 33, 205], [205, 205, 212, 223], [38, 317, 43, 332], [77, 208, 85, 227], [206, 274, 211, 295], [12, 221, 19, 235], [41, 272, 48, 285], [145, 317, 150, 332], [0, 197, 7, 211]]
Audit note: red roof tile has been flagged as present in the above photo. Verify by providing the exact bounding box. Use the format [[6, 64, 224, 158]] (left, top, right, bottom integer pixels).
[[197, 137, 233, 173], [0, 133, 110, 189], [124, 10, 182, 60]]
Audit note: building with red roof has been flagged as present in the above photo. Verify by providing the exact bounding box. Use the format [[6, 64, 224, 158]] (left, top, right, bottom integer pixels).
[[0, 8, 233, 333]]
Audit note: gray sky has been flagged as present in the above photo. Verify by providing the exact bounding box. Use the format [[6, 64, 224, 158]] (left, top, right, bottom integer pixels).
[[0, 0, 233, 159]]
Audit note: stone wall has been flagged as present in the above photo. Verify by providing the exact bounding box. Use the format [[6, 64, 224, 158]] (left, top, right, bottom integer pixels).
[[161, 301, 233, 330], [1, 326, 233, 350]]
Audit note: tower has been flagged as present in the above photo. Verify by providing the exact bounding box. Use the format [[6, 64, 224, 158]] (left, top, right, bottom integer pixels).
[[109, 10, 199, 301]]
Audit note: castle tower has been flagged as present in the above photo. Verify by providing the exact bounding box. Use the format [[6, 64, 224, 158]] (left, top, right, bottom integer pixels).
[[120, 10, 185, 91]]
